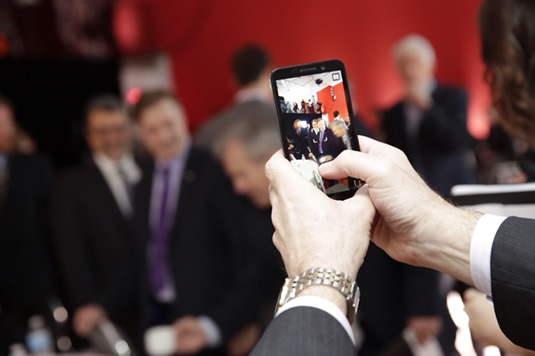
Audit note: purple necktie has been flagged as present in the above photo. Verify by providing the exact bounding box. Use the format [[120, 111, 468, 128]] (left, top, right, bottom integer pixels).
[[319, 130, 324, 154], [149, 166, 171, 295]]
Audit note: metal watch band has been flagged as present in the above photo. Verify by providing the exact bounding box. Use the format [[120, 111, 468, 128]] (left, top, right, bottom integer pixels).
[[275, 267, 359, 324]]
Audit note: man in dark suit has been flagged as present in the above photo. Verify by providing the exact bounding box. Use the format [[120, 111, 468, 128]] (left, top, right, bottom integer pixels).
[[0, 96, 55, 354], [51, 95, 141, 346], [382, 34, 475, 197], [214, 111, 285, 354], [133, 90, 266, 355], [252, 136, 535, 354], [370, 34, 475, 354], [307, 119, 332, 161]]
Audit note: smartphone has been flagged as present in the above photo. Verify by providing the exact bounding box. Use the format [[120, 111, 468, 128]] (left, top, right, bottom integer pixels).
[[271, 59, 362, 200]]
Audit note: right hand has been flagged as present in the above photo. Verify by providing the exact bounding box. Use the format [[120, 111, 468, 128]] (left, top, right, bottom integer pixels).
[[319, 136, 480, 282], [73, 304, 107, 336]]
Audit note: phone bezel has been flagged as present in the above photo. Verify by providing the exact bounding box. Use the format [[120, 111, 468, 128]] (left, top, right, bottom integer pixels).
[[270, 59, 361, 200]]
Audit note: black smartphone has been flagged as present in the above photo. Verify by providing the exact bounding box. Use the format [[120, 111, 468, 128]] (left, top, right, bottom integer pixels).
[[271, 59, 362, 200]]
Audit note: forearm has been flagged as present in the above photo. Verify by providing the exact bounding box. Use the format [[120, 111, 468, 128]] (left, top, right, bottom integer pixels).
[[416, 201, 481, 286]]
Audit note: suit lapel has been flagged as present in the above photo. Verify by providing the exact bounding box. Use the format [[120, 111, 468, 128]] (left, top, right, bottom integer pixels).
[[86, 159, 129, 230], [168, 148, 199, 244], [136, 161, 154, 244]]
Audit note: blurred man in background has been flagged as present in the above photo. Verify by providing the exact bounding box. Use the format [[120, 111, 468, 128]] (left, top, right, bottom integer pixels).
[[357, 34, 473, 356], [133, 90, 266, 355], [0, 95, 55, 355], [382, 34, 475, 195], [52, 95, 141, 346], [213, 108, 285, 355], [196, 44, 273, 154]]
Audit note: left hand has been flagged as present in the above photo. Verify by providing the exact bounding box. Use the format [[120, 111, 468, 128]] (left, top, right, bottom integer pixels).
[[265, 150, 376, 279], [227, 322, 261, 356], [463, 289, 506, 347], [173, 316, 207, 355], [407, 316, 442, 344]]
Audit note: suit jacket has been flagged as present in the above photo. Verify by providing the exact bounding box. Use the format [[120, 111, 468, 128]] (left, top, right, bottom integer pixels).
[[308, 128, 334, 159], [51, 158, 140, 340], [290, 127, 310, 159], [134, 146, 267, 345], [251, 307, 355, 355], [491, 216, 535, 350], [382, 85, 475, 196], [0, 154, 54, 352], [357, 244, 441, 355]]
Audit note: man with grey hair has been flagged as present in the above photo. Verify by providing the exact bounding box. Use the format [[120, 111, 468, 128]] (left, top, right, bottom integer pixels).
[[358, 34, 475, 356], [214, 105, 280, 210], [383, 33, 475, 195], [212, 108, 284, 354]]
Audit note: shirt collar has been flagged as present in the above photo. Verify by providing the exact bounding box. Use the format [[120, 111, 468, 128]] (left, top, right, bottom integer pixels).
[[155, 139, 192, 172], [93, 152, 141, 182]]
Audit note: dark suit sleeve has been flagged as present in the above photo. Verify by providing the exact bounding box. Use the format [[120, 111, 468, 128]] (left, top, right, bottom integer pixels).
[[51, 176, 100, 308], [419, 88, 470, 150], [251, 307, 356, 356], [490, 216, 535, 350], [402, 264, 441, 317]]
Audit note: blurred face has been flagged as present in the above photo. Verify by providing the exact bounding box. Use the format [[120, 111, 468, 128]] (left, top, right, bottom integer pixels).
[[137, 99, 189, 162], [312, 121, 318, 130], [86, 109, 131, 160], [0, 104, 16, 153], [318, 120, 325, 130], [396, 49, 435, 88], [332, 125, 346, 138], [221, 140, 271, 208]]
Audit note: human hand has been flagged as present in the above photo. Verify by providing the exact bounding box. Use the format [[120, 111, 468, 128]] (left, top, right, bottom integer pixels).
[[265, 150, 375, 279], [319, 136, 481, 284], [73, 304, 107, 336], [173, 316, 208, 354], [464, 290, 535, 356], [407, 316, 442, 344]]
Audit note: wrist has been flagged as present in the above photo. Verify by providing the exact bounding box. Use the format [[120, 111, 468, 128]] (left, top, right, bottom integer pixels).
[[419, 202, 481, 284]]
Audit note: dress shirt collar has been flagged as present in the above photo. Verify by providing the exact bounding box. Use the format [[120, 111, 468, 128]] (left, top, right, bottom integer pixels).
[[155, 139, 192, 173], [93, 151, 141, 184]]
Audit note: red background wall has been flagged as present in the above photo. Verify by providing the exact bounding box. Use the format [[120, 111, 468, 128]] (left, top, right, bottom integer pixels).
[[316, 83, 349, 121], [115, 0, 489, 138]]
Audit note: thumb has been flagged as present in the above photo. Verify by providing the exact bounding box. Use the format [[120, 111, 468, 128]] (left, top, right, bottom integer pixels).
[[344, 184, 376, 222]]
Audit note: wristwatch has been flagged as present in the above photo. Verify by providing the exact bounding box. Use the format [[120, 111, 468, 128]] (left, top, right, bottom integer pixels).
[[275, 267, 360, 324]]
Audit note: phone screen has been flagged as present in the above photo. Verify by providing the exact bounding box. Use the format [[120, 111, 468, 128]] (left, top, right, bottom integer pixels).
[[272, 62, 361, 198]]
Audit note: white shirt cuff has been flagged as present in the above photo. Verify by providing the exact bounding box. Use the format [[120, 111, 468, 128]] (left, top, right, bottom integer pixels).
[[198, 316, 222, 348], [470, 214, 507, 296], [275, 295, 356, 345]]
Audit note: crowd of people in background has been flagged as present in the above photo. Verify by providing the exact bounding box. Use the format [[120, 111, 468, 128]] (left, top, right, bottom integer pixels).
[[1, 26, 534, 356], [280, 99, 323, 114], [288, 116, 352, 164]]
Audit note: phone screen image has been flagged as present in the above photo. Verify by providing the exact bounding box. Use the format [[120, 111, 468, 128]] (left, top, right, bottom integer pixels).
[[273, 64, 361, 198]]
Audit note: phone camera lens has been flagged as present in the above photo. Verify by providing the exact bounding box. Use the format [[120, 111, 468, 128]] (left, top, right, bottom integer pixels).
[[320, 65, 326, 70]]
